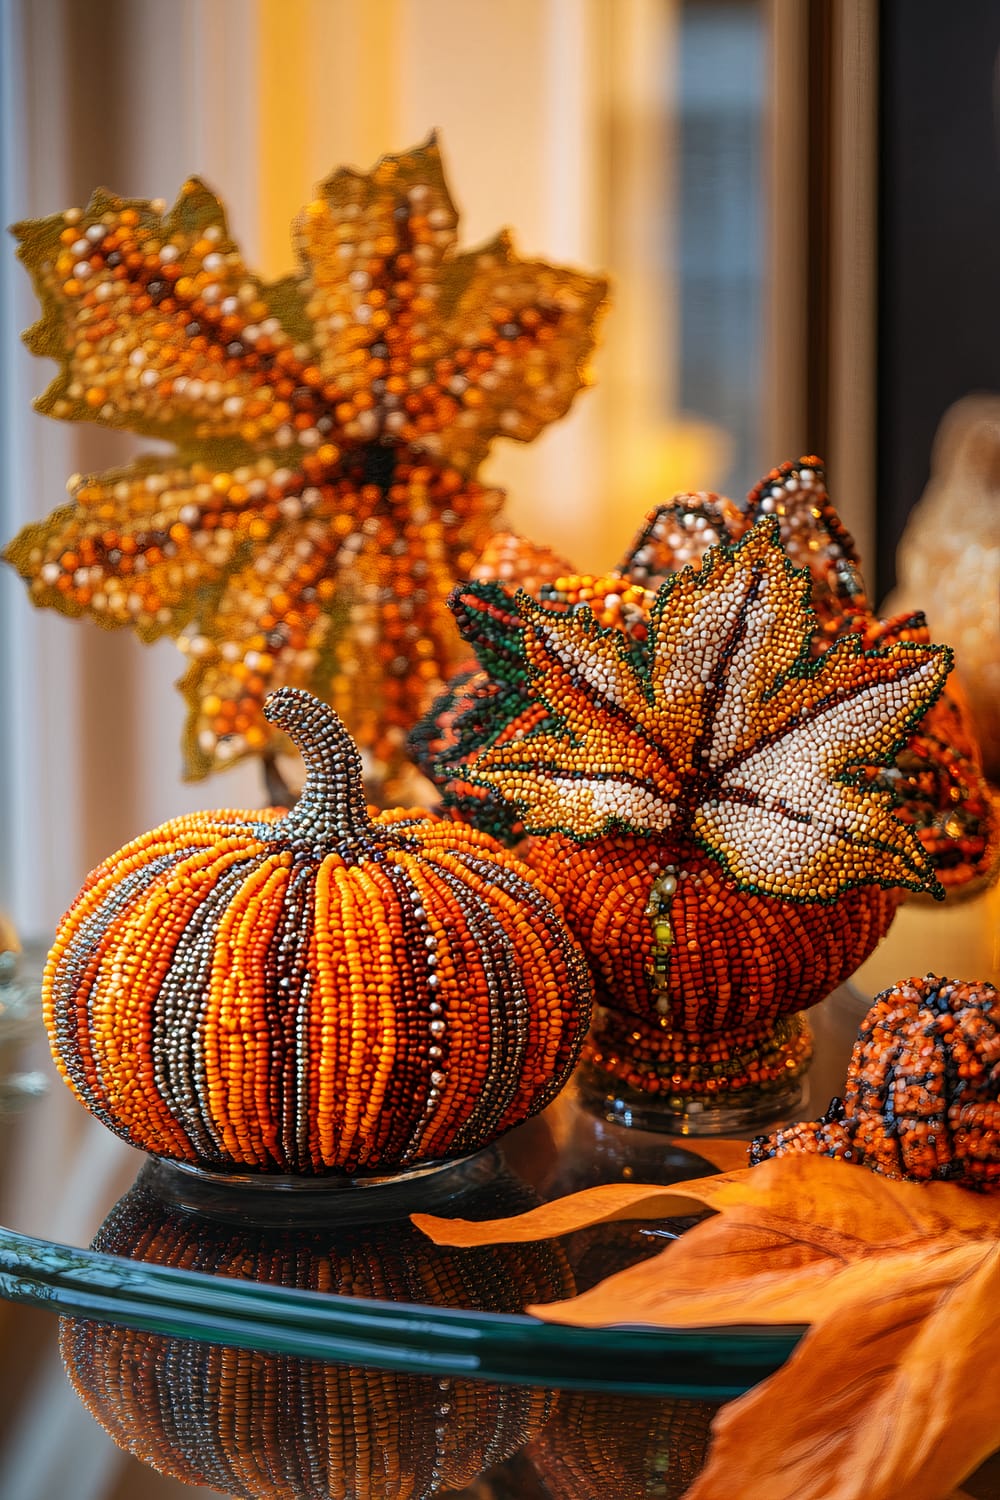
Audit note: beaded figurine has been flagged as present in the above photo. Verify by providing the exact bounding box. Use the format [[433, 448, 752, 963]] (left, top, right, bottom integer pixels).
[[751, 974, 1000, 1190], [4, 136, 607, 784], [44, 687, 593, 1174], [416, 507, 953, 1116]]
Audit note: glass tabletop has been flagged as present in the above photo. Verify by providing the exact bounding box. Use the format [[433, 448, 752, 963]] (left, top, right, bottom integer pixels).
[[1, 886, 999, 1498], [8, 882, 1000, 1396], [0, 1086, 805, 1401]]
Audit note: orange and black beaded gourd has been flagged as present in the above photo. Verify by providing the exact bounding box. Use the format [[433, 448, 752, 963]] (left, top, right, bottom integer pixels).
[[61, 1169, 571, 1498], [3, 136, 607, 784], [44, 686, 592, 1174], [417, 514, 953, 1111], [751, 975, 1000, 1190]]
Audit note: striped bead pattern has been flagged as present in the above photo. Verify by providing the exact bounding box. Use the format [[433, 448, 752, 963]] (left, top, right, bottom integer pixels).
[[61, 1173, 570, 1498], [751, 975, 1000, 1188], [529, 1392, 717, 1500], [44, 687, 592, 1173]]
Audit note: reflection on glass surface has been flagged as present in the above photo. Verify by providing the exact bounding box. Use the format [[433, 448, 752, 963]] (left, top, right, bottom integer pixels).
[[61, 1168, 571, 1499], [677, 0, 765, 496], [527, 1391, 718, 1500], [0, 939, 47, 1112], [59, 1159, 728, 1500], [0, 1007, 868, 1394]]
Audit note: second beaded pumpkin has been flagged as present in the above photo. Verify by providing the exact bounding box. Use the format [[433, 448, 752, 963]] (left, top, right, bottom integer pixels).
[[44, 688, 592, 1175]]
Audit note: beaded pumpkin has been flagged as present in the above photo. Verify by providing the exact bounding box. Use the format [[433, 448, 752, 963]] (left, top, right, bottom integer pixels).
[[3, 136, 607, 783], [751, 975, 1000, 1190], [417, 514, 952, 1109], [61, 1169, 571, 1499], [44, 686, 592, 1173]]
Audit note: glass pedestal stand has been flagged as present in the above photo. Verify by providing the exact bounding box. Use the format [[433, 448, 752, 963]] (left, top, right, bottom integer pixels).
[[576, 1005, 813, 1135], [142, 1148, 499, 1227]]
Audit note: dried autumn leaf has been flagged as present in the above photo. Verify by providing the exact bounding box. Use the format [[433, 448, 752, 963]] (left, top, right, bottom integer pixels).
[[662, 1135, 751, 1174], [4, 136, 607, 780], [411, 1172, 745, 1248], [685, 1239, 1000, 1500], [414, 1156, 1000, 1500], [470, 520, 951, 900]]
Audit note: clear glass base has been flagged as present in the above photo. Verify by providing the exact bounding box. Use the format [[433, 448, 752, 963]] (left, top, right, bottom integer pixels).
[[140, 1147, 500, 1226], [574, 1061, 809, 1137]]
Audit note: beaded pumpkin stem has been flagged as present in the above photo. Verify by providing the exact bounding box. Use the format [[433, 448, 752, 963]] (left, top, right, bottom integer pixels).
[[262, 687, 370, 841], [44, 683, 592, 1173]]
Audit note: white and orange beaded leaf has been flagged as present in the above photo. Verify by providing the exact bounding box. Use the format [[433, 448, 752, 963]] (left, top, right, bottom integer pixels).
[[3, 136, 608, 781], [470, 519, 952, 901]]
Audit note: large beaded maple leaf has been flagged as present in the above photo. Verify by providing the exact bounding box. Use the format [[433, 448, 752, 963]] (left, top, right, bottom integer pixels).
[[464, 520, 951, 902], [416, 457, 996, 892], [4, 136, 607, 780]]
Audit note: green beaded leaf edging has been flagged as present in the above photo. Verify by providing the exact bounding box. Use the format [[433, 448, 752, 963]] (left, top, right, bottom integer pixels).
[[466, 519, 951, 902]]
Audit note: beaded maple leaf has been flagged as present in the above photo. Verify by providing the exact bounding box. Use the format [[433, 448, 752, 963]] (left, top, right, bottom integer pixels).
[[3, 136, 607, 780], [465, 520, 951, 902], [417, 457, 996, 890]]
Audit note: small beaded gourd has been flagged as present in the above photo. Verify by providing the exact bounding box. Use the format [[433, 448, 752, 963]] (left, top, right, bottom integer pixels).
[[44, 686, 592, 1174], [751, 975, 1000, 1189], [62, 1170, 571, 1499]]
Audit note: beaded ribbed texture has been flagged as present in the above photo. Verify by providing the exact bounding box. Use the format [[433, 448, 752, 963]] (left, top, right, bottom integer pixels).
[[528, 1392, 717, 1500], [61, 1174, 570, 1498], [415, 507, 954, 1099], [44, 687, 592, 1172], [751, 975, 1000, 1189], [3, 136, 608, 783]]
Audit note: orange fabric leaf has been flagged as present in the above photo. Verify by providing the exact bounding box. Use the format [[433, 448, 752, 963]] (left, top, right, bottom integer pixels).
[[411, 1170, 746, 1247], [663, 1135, 751, 1173], [413, 1155, 1000, 1500], [685, 1241, 1000, 1500]]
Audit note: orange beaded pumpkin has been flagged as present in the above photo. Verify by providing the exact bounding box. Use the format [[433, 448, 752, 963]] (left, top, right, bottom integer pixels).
[[752, 975, 1000, 1189], [419, 517, 952, 1108], [61, 1168, 571, 1499], [44, 687, 592, 1174]]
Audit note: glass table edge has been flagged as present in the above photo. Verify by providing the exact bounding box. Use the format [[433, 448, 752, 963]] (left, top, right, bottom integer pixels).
[[0, 1223, 802, 1398]]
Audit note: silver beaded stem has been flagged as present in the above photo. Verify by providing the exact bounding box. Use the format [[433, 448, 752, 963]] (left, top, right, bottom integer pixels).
[[262, 687, 372, 841]]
